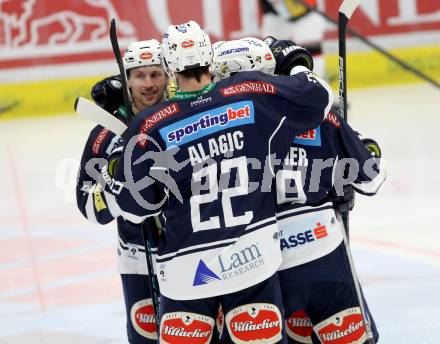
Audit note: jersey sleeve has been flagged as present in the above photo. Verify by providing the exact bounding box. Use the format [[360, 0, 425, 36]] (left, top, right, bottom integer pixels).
[[271, 66, 334, 135], [76, 125, 122, 224], [112, 115, 167, 224], [330, 112, 387, 196]]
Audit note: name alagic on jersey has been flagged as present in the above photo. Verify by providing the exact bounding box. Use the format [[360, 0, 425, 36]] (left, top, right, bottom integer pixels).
[[159, 101, 254, 148]]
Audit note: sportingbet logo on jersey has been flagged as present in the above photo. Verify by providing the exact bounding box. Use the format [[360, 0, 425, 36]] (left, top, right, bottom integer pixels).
[[193, 243, 264, 286], [160, 101, 254, 148], [225, 303, 282, 344], [293, 127, 321, 146]]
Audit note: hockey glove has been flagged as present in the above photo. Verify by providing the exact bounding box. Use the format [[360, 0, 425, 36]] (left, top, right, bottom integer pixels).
[[107, 145, 123, 178], [99, 145, 124, 196], [329, 185, 355, 215], [362, 138, 382, 158], [263, 36, 314, 76], [91, 75, 125, 115]]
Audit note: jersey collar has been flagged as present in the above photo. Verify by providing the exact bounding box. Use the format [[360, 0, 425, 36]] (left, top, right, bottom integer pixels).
[[172, 83, 216, 101]]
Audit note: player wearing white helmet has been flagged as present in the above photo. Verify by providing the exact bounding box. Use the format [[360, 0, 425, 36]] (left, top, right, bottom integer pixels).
[[107, 19, 333, 343], [213, 37, 383, 344], [211, 37, 276, 82], [123, 40, 168, 112], [76, 39, 169, 343]]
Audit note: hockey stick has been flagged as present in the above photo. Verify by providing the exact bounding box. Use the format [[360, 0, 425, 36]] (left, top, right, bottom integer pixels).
[[339, 1, 375, 343], [297, 0, 440, 90], [74, 97, 127, 136], [110, 19, 161, 331], [109, 19, 133, 119]]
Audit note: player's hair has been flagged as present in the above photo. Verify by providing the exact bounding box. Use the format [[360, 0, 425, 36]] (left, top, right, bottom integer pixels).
[[178, 66, 210, 82]]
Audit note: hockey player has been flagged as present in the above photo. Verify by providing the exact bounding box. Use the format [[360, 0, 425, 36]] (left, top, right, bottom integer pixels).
[[267, 37, 385, 344], [76, 39, 168, 343], [108, 21, 333, 344], [212, 37, 385, 344]]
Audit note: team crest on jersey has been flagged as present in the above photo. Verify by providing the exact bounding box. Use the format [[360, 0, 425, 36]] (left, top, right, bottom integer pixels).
[[286, 310, 313, 343], [293, 127, 321, 146], [314, 307, 366, 344], [160, 311, 214, 344], [130, 299, 158, 340], [225, 303, 282, 344], [160, 101, 254, 148]]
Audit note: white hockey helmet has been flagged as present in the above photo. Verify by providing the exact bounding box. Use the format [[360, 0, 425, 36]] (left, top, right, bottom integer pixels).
[[162, 21, 213, 73], [211, 37, 276, 82], [123, 39, 162, 75]]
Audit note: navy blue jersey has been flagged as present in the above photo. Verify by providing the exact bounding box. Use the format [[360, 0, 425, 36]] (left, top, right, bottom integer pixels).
[[76, 125, 151, 274], [275, 111, 386, 271], [113, 69, 333, 299]]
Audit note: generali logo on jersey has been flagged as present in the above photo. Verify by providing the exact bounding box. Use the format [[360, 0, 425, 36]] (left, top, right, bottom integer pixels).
[[138, 103, 180, 148], [160, 311, 214, 344], [314, 307, 366, 344], [285, 309, 313, 343], [220, 81, 277, 97], [130, 299, 157, 340], [92, 127, 110, 156], [225, 303, 282, 344]]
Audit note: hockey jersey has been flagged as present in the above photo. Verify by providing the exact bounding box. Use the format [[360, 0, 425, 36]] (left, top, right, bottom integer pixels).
[[276, 111, 386, 272], [76, 125, 152, 274], [112, 68, 333, 300]]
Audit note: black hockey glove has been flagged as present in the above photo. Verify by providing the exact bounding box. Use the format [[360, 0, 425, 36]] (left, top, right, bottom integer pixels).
[[329, 185, 355, 215], [263, 36, 314, 76], [362, 138, 382, 158], [91, 75, 125, 115]]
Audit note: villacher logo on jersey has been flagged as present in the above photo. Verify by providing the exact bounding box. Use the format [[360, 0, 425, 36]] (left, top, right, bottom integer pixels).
[[160, 101, 254, 148]]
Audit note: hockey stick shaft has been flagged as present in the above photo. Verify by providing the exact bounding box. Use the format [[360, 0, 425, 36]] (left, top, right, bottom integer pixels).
[[338, 1, 375, 343], [109, 19, 133, 118], [109, 19, 161, 330], [297, 0, 440, 90], [141, 220, 161, 329], [339, 216, 375, 343]]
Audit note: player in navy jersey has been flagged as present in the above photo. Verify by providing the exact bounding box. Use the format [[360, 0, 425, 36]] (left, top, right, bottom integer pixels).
[[212, 37, 385, 344], [76, 39, 168, 343], [107, 21, 333, 344]]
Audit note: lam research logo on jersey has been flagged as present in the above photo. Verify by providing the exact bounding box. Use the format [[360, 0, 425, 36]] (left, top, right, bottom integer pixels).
[[193, 243, 264, 287], [293, 127, 321, 146], [193, 260, 222, 286], [159, 101, 255, 148]]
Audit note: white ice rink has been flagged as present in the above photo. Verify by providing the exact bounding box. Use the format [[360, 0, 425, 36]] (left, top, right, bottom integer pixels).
[[0, 83, 439, 343]]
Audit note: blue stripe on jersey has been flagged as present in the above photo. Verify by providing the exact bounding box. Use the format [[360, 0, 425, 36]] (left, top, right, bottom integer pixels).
[[159, 100, 255, 148], [293, 126, 322, 146]]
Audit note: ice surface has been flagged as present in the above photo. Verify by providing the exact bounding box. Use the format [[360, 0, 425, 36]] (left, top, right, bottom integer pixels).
[[0, 83, 439, 343]]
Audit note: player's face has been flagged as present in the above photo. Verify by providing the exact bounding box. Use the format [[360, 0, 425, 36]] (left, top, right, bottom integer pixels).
[[128, 65, 168, 111]]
